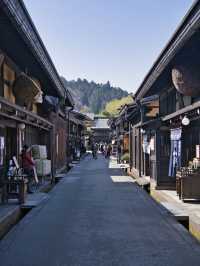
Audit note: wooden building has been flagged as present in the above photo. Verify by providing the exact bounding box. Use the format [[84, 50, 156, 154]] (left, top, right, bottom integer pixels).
[[128, 0, 200, 190], [91, 117, 111, 144], [0, 0, 74, 182], [68, 110, 91, 161], [114, 103, 136, 155]]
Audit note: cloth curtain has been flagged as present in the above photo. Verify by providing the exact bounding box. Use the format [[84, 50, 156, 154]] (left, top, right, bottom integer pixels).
[[168, 128, 182, 177]]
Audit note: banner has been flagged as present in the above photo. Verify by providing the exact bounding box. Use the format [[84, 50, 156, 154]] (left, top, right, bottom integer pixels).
[[168, 128, 182, 177]]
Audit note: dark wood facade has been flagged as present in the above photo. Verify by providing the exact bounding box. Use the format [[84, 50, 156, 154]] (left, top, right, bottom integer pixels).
[[126, 1, 200, 189], [68, 111, 90, 161], [91, 118, 111, 144], [107, 2, 200, 191], [0, 0, 74, 183]]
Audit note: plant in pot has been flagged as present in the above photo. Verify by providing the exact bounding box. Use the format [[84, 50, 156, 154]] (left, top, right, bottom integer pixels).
[[121, 153, 130, 164]]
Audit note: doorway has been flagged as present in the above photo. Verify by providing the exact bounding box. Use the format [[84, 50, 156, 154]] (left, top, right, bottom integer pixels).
[[5, 127, 18, 167]]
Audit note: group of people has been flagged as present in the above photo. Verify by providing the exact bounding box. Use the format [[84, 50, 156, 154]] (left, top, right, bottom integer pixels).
[[91, 142, 112, 159], [91, 141, 122, 163], [101, 143, 112, 158]]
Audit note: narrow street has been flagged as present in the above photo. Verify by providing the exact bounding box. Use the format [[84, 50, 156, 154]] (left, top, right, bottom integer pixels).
[[0, 155, 200, 266]]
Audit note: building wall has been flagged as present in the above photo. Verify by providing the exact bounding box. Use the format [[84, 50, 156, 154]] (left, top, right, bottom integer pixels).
[[50, 112, 67, 172]]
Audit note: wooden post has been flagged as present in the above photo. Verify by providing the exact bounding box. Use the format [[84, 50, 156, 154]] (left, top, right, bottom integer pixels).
[[129, 122, 133, 169], [50, 125, 55, 183]]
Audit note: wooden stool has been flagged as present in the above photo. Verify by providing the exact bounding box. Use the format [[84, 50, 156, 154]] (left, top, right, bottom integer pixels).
[[1, 178, 28, 204]]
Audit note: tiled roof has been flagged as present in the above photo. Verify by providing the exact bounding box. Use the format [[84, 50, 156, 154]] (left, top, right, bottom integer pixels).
[[93, 118, 109, 129]]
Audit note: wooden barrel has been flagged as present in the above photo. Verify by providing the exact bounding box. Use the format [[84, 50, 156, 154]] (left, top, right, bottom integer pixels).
[[172, 65, 200, 96]]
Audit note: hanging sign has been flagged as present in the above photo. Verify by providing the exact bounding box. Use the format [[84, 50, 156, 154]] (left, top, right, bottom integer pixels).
[[196, 145, 200, 159], [170, 127, 182, 141], [149, 137, 155, 151], [168, 128, 182, 177], [0, 137, 4, 149], [142, 135, 150, 154], [0, 137, 5, 166]]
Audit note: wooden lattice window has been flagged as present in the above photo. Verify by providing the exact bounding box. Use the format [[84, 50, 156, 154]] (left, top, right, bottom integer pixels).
[[3, 63, 15, 104]]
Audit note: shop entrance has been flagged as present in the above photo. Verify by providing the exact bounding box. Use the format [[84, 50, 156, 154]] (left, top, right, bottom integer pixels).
[[158, 129, 171, 187], [5, 127, 18, 167]]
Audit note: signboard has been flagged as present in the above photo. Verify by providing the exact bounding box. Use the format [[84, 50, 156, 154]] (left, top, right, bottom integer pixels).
[[0, 136, 5, 166], [196, 145, 200, 159]]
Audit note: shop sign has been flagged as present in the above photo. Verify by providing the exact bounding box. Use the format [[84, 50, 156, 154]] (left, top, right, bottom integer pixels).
[[0, 136, 5, 166], [196, 145, 200, 159], [150, 137, 155, 151], [142, 135, 150, 154]]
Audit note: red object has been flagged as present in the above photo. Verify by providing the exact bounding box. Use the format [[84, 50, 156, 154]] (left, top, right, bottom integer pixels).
[[21, 151, 35, 169]]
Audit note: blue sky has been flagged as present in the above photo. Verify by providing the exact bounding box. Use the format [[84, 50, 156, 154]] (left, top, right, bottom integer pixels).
[[24, 0, 194, 92]]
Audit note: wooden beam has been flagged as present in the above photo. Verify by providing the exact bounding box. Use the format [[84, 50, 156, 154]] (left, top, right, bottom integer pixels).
[[0, 54, 4, 69], [0, 111, 50, 131], [162, 100, 200, 121]]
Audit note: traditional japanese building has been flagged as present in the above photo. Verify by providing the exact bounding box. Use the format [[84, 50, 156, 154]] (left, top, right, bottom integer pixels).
[[68, 110, 91, 161], [91, 117, 111, 144], [129, 0, 200, 192], [114, 103, 136, 154], [0, 0, 74, 181]]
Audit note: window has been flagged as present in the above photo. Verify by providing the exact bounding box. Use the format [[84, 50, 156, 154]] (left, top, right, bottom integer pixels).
[[3, 63, 15, 104]]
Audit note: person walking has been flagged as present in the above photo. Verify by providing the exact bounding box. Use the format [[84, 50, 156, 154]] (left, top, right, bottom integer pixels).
[[100, 144, 104, 154], [106, 144, 112, 158], [92, 143, 98, 159], [117, 143, 122, 164], [104, 143, 108, 158]]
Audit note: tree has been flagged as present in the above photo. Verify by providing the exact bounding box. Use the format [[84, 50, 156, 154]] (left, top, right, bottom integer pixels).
[[61, 76, 129, 114], [103, 95, 133, 116]]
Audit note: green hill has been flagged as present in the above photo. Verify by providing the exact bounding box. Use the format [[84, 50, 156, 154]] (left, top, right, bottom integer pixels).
[[102, 95, 133, 116], [61, 77, 128, 114]]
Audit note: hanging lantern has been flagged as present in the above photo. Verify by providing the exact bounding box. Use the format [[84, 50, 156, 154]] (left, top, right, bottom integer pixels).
[[181, 115, 190, 126], [18, 123, 26, 130]]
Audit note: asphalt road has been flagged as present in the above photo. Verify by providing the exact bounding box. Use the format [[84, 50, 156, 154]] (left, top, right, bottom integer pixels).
[[0, 154, 200, 266]]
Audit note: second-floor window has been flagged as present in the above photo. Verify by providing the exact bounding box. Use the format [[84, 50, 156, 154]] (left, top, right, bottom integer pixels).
[[3, 63, 15, 104]]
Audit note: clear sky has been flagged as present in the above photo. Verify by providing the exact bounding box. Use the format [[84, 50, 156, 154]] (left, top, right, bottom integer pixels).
[[24, 0, 194, 92]]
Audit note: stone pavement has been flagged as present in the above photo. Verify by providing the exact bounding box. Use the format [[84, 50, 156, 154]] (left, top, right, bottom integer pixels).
[[0, 155, 200, 266], [151, 188, 200, 241]]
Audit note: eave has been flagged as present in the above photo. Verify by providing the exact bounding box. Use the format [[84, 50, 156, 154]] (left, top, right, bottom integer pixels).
[[2, 0, 73, 106], [135, 0, 200, 100]]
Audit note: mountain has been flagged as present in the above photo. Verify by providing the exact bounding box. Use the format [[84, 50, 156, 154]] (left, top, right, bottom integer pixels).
[[61, 77, 129, 114]]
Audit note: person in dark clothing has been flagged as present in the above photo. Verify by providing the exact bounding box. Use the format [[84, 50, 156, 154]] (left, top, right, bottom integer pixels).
[[92, 143, 98, 159], [106, 144, 112, 158], [21, 145, 35, 193], [117, 144, 122, 164]]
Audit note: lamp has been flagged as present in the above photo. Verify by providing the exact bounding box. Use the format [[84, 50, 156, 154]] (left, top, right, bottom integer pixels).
[[18, 123, 26, 130], [181, 115, 190, 126]]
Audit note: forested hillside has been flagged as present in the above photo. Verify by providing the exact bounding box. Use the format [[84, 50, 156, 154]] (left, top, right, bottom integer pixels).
[[61, 77, 128, 114], [102, 95, 133, 116]]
